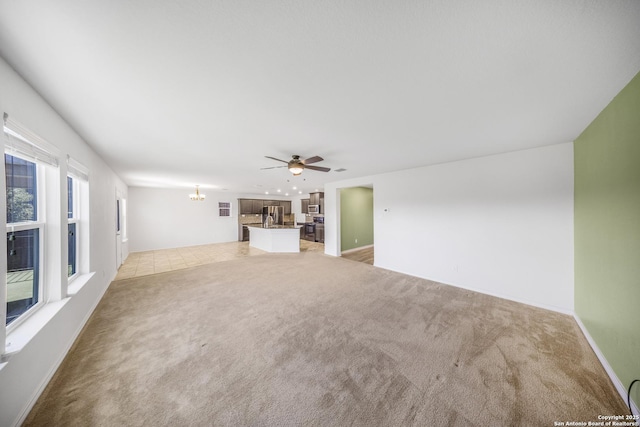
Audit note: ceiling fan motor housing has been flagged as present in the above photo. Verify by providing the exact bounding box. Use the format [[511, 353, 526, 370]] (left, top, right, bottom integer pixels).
[[288, 157, 304, 168]]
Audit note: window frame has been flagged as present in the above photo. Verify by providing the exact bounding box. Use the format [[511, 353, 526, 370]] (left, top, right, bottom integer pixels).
[[5, 156, 46, 332], [218, 201, 232, 217], [67, 175, 79, 282], [3, 115, 61, 335]]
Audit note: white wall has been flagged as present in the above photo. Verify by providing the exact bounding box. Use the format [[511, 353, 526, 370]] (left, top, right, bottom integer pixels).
[[290, 193, 309, 223], [128, 188, 293, 252], [325, 143, 574, 313], [0, 57, 128, 427]]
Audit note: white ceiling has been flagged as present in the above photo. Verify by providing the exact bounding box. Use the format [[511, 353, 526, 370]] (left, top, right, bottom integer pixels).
[[1, 1, 639, 195]]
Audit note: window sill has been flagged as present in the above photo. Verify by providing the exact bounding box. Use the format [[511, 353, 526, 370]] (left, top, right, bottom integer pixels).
[[2, 298, 70, 362], [67, 272, 94, 296], [2, 272, 95, 363]]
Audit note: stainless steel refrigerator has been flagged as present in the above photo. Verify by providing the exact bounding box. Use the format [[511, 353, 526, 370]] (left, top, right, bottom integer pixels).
[[262, 206, 284, 227]]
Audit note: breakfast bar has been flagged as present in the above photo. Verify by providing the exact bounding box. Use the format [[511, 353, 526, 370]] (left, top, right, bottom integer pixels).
[[247, 225, 302, 253]]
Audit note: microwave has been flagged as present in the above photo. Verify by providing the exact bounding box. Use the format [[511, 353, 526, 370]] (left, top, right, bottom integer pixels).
[[308, 205, 319, 214]]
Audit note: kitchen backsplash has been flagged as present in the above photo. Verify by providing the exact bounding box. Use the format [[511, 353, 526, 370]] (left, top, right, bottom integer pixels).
[[238, 214, 295, 225]]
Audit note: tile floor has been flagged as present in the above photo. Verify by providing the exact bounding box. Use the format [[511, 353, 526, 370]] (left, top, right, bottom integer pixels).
[[115, 240, 325, 280]]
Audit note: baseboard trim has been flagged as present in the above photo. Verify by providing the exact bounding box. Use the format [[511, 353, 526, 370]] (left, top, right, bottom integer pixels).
[[364, 261, 638, 414], [341, 244, 374, 255], [573, 314, 638, 416], [375, 263, 575, 315]]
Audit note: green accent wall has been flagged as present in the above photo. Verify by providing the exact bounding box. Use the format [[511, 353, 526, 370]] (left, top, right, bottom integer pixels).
[[340, 187, 374, 252], [574, 70, 640, 409]]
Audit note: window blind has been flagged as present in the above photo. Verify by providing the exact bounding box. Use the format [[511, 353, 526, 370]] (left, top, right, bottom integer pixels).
[[3, 112, 59, 167]]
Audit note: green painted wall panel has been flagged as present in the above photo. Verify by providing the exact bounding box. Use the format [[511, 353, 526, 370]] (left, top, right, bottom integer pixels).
[[340, 187, 373, 252], [574, 70, 640, 408]]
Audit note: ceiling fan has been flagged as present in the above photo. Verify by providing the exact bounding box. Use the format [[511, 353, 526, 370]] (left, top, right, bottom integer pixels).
[[261, 155, 331, 176]]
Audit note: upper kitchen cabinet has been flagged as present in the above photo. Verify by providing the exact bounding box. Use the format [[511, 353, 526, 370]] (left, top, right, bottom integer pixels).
[[309, 192, 323, 206], [253, 200, 265, 213], [301, 199, 310, 214], [239, 198, 291, 215], [239, 199, 254, 214], [310, 192, 324, 213], [239, 199, 266, 214]]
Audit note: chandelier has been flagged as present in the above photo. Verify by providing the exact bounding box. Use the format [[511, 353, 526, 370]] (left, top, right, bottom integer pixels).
[[189, 185, 206, 201]]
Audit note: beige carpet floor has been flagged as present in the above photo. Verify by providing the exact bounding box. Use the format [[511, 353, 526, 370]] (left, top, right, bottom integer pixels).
[[25, 250, 627, 426]]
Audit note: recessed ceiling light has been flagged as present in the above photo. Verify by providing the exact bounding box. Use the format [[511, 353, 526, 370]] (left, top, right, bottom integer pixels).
[[298, 191, 302, 194], [292, 186, 297, 190], [285, 193, 289, 196], [265, 191, 269, 195], [277, 189, 281, 193]]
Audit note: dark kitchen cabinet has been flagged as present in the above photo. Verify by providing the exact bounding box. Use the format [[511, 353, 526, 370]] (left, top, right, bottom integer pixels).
[[301, 199, 310, 214], [252, 200, 264, 214], [239, 199, 253, 214], [240, 199, 294, 215], [309, 192, 323, 206], [239, 199, 264, 214]]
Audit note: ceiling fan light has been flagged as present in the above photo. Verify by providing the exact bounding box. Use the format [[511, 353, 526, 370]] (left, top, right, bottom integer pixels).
[[289, 165, 304, 175]]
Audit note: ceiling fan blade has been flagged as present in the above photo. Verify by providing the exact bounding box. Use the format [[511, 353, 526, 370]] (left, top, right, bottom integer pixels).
[[265, 156, 288, 163], [305, 165, 331, 172], [260, 166, 287, 170], [302, 155, 323, 165]]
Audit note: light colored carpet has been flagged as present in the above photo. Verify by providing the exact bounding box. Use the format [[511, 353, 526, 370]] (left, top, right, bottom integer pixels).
[[25, 250, 626, 426]]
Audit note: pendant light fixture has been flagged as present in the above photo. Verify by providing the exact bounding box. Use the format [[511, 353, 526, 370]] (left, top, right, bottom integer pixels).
[[189, 185, 206, 201]]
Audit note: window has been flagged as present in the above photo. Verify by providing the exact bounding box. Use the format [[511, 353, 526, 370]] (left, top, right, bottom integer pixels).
[[4, 114, 59, 329], [66, 155, 88, 283], [5, 154, 43, 325], [67, 176, 78, 278], [219, 201, 231, 217]]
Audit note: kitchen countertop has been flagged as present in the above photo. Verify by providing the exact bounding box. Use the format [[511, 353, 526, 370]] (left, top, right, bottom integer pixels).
[[246, 224, 302, 229]]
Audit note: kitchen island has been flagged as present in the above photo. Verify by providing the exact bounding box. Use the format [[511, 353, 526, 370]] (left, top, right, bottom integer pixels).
[[247, 225, 302, 253]]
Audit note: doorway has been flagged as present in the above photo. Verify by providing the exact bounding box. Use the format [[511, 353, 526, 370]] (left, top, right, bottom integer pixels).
[[339, 186, 374, 265], [115, 191, 123, 269]]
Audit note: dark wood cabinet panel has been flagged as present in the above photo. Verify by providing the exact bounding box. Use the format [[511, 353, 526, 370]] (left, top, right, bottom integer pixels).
[[239, 198, 293, 216], [252, 200, 264, 213], [239, 199, 253, 214], [301, 199, 310, 214]]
